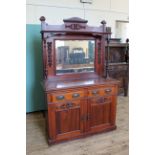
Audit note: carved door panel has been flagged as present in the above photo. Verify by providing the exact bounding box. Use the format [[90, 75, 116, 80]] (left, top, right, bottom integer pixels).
[[87, 96, 115, 133], [48, 99, 85, 141]]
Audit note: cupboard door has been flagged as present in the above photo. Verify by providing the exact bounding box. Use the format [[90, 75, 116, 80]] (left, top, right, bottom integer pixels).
[[87, 96, 116, 133], [48, 99, 85, 141]]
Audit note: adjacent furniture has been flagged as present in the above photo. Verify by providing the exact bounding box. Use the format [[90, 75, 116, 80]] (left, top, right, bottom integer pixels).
[[105, 38, 129, 96], [40, 17, 119, 144]]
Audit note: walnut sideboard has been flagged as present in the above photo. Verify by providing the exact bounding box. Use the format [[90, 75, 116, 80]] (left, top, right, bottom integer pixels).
[[40, 16, 119, 144]]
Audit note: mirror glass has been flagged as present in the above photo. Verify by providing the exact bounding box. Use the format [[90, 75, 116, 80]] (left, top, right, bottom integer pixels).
[[55, 40, 95, 74]]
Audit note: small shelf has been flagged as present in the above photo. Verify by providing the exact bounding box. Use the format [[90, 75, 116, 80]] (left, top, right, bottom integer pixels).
[[108, 62, 129, 65], [105, 43, 127, 47]]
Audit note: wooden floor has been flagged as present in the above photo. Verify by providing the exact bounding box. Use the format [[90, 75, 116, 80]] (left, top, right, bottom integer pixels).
[[26, 96, 129, 155]]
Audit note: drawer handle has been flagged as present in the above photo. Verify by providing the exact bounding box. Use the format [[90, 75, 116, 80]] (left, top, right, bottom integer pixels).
[[97, 97, 104, 104], [104, 88, 112, 93], [92, 90, 99, 95], [56, 95, 65, 100], [72, 93, 80, 98], [97, 97, 111, 104], [66, 102, 73, 108], [60, 103, 73, 109], [60, 104, 66, 109]]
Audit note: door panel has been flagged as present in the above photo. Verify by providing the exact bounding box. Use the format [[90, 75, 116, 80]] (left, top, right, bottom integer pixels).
[[56, 107, 80, 134], [90, 102, 110, 126], [48, 99, 85, 140], [87, 96, 113, 132]]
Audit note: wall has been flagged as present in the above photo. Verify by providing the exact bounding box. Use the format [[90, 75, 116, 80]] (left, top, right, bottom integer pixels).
[[115, 21, 129, 42], [26, 0, 129, 112], [27, 0, 128, 36]]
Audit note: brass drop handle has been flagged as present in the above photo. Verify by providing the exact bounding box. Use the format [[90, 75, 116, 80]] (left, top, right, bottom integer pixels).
[[60, 104, 66, 109], [92, 90, 99, 95], [66, 102, 73, 108], [72, 93, 80, 98], [97, 97, 104, 104], [56, 95, 65, 100], [104, 88, 112, 93]]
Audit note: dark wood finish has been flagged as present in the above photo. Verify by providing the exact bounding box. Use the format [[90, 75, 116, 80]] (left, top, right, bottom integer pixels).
[[40, 16, 119, 145], [105, 38, 129, 96]]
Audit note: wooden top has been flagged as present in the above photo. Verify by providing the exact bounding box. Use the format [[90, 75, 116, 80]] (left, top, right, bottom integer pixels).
[[44, 77, 119, 92]]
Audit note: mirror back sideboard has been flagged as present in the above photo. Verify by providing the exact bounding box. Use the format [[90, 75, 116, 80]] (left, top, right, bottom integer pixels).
[[40, 16, 119, 144]]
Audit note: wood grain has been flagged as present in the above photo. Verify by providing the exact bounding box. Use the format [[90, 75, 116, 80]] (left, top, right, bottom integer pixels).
[[26, 96, 128, 155]]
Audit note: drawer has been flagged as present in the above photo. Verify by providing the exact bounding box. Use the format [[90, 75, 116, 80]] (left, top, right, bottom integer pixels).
[[88, 86, 116, 97], [90, 96, 112, 105], [48, 90, 84, 102], [54, 100, 81, 111]]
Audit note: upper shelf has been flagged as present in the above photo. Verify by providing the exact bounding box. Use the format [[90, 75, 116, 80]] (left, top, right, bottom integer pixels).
[[105, 43, 128, 47], [108, 62, 129, 65]]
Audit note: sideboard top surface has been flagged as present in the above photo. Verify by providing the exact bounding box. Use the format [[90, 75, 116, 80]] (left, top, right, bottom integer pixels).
[[44, 77, 119, 92]]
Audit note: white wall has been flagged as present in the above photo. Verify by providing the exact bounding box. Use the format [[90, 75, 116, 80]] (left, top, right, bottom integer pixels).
[[115, 21, 129, 42], [26, 0, 128, 37]]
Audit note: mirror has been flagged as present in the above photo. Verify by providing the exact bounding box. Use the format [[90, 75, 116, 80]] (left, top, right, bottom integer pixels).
[[55, 40, 95, 74]]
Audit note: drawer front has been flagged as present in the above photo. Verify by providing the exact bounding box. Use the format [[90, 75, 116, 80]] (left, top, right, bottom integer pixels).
[[54, 100, 81, 111], [88, 86, 116, 97], [90, 96, 112, 105], [48, 90, 84, 102]]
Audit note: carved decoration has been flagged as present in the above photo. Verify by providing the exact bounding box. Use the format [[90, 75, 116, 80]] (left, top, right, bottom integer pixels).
[[47, 42, 52, 67], [98, 42, 101, 64], [43, 39, 48, 78], [65, 24, 86, 30]]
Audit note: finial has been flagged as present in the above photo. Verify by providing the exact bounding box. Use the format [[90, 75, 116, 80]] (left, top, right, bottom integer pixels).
[[126, 38, 129, 43], [101, 20, 106, 25], [40, 16, 46, 22]]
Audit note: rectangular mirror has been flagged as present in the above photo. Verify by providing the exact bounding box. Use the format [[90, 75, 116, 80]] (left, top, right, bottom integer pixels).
[[55, 40, 95, 75]]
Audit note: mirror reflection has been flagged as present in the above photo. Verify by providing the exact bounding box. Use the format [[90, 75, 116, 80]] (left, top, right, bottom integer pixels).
[[56, 40, 95, 74]]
